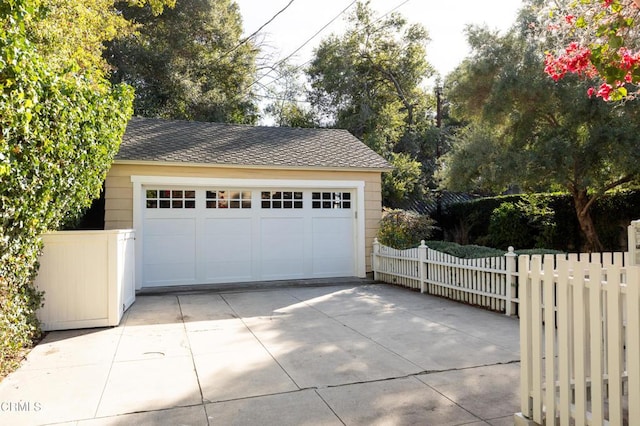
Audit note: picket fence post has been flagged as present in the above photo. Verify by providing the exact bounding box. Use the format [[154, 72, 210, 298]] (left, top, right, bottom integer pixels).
[[419, 240, 427, 294], [372, 238, 380, 281], [629, 220, 640, 265], [504, 246, 516, 316]]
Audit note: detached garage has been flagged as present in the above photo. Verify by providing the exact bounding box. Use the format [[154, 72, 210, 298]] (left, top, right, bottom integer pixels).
[[104, 117, 391, 289]]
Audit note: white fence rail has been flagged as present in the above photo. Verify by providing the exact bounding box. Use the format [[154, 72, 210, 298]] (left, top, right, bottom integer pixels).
[[372, 229, 639, 425], [372, 240, 631, 316], [517, 255, 639, 426], [372, 239, 518, 315]]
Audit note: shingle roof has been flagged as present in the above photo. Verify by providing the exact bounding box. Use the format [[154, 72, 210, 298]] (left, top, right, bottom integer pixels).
[[116, 117, 391, 170]]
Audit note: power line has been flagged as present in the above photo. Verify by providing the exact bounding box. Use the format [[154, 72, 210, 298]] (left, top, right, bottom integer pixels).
[[272, 0, 358, 70], [246, 0, 358, 93], [223, 0, 297, 58], [254, 93, 311, 103], [246, 0, 413, 96]]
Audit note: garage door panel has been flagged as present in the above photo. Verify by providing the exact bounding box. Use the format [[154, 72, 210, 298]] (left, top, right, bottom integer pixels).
[[144, 235, 196, 264], [261, 259, 305, 279], [203, 218, 252, 256], [202, 239, 251, 261], [204, 260, 252, 282], [312, 217, 354, 276], [202, 218, 252, 282], [141, 187, 357, 287], [312, 218, 353, 250], [260, 217, 305, 235], [143, 218, 197, 286], [260, 218, 304, 260], [260, 217, 304, 278], [144, 218, 196, 236], [144, 262, 196, 285], [312, 257, 353, 277]]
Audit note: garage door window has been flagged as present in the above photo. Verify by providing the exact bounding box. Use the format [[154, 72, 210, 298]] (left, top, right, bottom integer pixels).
[[206, 190, 252, 209], [312, 192, 351, 209], [146, 190, 196, 209], [261, 191, 303, 209]]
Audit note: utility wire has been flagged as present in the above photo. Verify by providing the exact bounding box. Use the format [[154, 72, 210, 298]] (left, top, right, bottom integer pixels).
[[223, 0, 297, 58], [247, 0, 412, 98], [271, 0, 358, 71], [246, 0, 358, 93]]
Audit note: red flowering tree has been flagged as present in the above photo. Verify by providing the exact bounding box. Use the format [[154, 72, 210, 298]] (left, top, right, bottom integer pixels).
[[544, 0, 640, 100]]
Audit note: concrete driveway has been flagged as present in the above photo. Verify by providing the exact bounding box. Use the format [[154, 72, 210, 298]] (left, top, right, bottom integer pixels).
[[0, 282, 521, 425]]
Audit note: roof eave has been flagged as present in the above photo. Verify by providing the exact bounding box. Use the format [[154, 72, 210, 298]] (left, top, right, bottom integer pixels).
[[112, 159, 394, 173]]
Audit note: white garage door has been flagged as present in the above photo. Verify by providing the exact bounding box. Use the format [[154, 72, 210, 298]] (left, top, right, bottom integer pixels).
[[141, 187, 355, 287]]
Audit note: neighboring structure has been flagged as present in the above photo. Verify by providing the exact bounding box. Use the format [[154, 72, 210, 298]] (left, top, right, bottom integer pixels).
[[105, 117, 391, 289], [397, 191, 481, 216]]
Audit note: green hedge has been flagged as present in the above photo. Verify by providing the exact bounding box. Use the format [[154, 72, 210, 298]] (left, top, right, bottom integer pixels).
[[0, 2, 133, 377], [423, 240, 505, 258], [423, 240, 564, 259], [439, 190, 640, 252], [377, 209, 436, 249]]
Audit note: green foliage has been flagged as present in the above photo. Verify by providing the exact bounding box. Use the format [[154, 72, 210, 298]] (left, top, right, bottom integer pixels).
[[266, 103, 317, 128], [382, 153, 423, 207], [544, 0, 640, 100], [423, 240, 506, 258], [442, 6, 640, 250], [306, 1, 435, 205], [1, 0, 133, 376], [440, 190, 640, 252], [106, 0, 258, 123], [516, 248, 566, 256], [487, 195, 557, 250], [439, 195, 522, 245], [377, 209, 436, 249], [25, 0, 175, 74], [263, 63, 318, 127], [487, 203, 532, 250]]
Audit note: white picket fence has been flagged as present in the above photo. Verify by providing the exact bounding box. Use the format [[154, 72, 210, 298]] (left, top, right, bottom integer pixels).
[[372, 233, 640, 425], [371, 239, 518, 315], [517, 255, 639, 426]]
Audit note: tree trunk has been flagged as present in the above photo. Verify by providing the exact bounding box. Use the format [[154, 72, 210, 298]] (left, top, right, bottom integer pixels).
[[572, 189, 603, 252]]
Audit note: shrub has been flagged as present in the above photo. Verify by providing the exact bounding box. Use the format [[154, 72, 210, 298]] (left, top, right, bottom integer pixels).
[[486, 195, 557, 250], [377, 208, 436, 249], [424, 240, 505, 258], [439, 195, 521, 244], [0, 2, 133, 377], [439, 190, 640, 252], [487, 202, 533, 250], [424, 240, 564, 259]]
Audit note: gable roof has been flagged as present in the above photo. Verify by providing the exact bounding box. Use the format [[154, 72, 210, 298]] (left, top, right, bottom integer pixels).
[[116, 117, 391, 171]]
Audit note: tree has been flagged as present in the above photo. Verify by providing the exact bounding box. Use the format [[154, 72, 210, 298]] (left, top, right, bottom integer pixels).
[[442, 7, 640, 251], [263, 63, 318, 127], [543, 0, 640, 100], [1, 0, 133, 374], [105, 0, 259, 124], [24, 0, 174, 74], [306, 1, 435, 205]]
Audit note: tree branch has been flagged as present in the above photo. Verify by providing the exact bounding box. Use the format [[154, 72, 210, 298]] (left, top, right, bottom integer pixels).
[[582, 174, 635, 214], [371, 62, 415, 125]]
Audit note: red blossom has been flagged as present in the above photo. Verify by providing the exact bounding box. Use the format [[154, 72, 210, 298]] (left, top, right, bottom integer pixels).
[[549, 0, 640, 100], [544, 44, 596, 81], [596, 83, 613, 100], [619, 47, 640, 70]]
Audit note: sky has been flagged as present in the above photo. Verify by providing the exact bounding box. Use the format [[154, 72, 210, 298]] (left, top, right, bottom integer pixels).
[[235, 0, 524, 86]]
